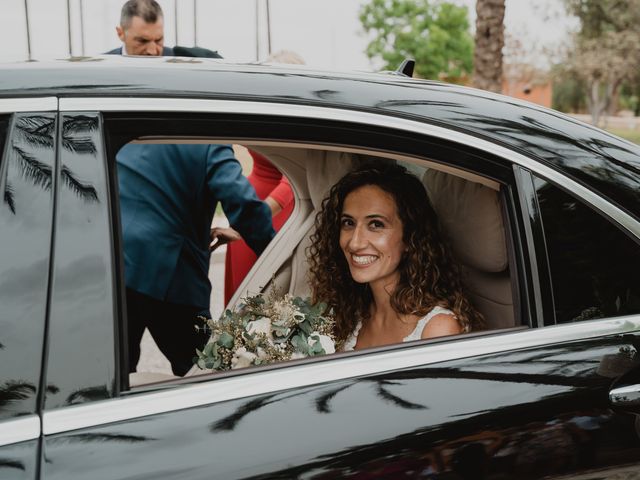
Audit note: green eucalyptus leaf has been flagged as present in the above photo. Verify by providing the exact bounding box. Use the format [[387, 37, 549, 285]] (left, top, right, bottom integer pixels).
[[218, 331, 234, 349], [299, 320, 312, 335]]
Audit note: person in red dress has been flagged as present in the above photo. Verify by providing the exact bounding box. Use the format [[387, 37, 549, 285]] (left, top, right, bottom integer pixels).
[[223, 50, 303, 304], [223, 150, 294, 304]]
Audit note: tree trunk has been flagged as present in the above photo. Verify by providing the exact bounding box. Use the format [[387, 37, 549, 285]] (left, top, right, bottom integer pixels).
[[472, 0, 505, 93]]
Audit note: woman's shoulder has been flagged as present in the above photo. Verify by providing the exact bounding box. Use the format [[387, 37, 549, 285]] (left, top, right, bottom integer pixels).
[[419, 306, 460, 339]]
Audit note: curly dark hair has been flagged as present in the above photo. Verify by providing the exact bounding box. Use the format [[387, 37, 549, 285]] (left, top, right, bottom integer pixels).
[[307, 163, 484, 344]]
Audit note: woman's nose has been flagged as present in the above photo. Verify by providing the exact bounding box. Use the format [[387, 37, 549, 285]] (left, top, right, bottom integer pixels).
[[348, 225, 367, 249]]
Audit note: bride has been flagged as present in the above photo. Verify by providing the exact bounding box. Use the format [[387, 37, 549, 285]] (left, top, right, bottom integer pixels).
[[308, 163, 483, 351]]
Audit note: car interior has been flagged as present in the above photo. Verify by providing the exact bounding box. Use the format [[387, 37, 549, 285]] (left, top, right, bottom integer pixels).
[[122, 138, 520, 387]]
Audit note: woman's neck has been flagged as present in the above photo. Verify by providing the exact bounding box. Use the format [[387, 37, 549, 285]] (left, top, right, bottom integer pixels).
[[368, 275, 402, 325]]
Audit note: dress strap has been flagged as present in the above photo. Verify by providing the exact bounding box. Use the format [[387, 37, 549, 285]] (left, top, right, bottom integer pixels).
[[403, 306, 455, 342], [341, 321, 362, 352]]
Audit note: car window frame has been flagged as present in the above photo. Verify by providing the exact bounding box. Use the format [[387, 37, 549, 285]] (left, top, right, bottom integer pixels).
[[46, 97, 640, 409], [100, 110, 531, 371]]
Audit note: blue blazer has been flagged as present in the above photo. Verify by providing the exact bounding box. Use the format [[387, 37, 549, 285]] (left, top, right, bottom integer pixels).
[[117, 143, 274, 310]]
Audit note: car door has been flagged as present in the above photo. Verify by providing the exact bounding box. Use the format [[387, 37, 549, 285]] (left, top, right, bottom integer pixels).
[[40, 99, 640, 479], [0, 101, 58, 480]]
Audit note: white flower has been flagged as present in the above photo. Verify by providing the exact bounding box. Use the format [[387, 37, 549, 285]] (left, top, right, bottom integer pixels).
[[272, 295, 305, 327], [290, 351, 306, 360], [308, 333, 336, 354], [247, 317, 271, 337], [256, 347, 269, 360], [231, 347, 257, 369]]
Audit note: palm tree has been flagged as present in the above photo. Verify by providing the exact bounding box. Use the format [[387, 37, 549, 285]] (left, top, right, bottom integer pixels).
[[472, 0, 505, 93], [3, 115, 99, 214]]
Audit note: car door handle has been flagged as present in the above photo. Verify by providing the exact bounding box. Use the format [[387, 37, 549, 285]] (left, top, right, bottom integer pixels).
[[610, 384, 640, 408]]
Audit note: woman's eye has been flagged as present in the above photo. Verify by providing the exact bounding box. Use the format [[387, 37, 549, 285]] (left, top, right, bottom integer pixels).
[[340, 218, 354, 228], [370, 220, 385, 229]]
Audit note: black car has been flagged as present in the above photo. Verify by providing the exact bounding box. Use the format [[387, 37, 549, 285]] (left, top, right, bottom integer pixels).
[[1, 56, 640, 479]]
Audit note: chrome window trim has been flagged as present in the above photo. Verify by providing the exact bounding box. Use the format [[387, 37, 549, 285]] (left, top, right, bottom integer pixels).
[[60, 97, 640, 240], [44, 315, 640, 435], [0, 97, 57, 113], [0, 415, 40, 447]]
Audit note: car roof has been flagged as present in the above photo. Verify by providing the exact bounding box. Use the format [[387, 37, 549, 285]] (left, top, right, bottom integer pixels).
[[2, 55, 640, 221]]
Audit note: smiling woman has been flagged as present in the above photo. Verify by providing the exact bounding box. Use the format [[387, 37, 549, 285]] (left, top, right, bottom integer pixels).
[[308, 163, 484, 351]]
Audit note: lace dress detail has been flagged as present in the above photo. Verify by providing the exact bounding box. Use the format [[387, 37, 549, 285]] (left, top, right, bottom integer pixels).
[[341, 306, 454, 352]]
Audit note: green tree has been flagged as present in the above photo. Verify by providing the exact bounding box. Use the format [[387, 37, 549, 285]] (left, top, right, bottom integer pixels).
[[359, 0, 473, 83], [563, 0, 640, 124]]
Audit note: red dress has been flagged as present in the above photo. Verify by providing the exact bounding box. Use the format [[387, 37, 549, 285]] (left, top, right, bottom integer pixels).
[[224, 150, 294, 304]]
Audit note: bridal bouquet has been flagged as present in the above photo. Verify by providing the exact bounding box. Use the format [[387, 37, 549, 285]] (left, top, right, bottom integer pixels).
[[193, 289, 336, 372]]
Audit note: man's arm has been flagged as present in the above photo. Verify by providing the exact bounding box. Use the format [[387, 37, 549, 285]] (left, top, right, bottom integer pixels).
[[206, 145, 275, 255]]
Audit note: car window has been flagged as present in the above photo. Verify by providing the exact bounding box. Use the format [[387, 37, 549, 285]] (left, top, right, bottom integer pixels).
[[0, 113, 54, 420], [533, 175, 640, 323], [101, 113, 522, 387], [114, 143, 517, 387]]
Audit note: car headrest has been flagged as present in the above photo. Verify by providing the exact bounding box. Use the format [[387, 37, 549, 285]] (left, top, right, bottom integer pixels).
[[424, 169, 507, 273], [306, 150, 359, 209]]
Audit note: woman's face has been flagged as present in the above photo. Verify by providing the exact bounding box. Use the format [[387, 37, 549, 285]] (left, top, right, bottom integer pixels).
[[339, 185, 406, 290]]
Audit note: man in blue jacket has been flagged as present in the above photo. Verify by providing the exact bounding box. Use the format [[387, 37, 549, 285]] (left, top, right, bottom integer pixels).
[[113, 0, 274, 376]]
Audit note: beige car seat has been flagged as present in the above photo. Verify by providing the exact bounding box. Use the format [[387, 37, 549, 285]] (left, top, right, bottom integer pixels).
[[247, 148, 515, 331], [423, 170, 515, 330]]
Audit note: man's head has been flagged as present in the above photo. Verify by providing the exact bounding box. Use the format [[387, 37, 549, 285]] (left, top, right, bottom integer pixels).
[[116, 0, 164, 56]]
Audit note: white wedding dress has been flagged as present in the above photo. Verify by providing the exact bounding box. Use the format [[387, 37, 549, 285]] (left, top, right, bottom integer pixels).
[[341, 306, 454, 351]]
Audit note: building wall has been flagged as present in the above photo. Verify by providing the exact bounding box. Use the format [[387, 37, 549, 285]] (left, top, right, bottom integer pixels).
[[502, 79, 552, 108]]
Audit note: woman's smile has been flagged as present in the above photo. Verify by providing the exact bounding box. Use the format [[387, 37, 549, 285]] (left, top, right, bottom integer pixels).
[[350, 253, 378, 265]]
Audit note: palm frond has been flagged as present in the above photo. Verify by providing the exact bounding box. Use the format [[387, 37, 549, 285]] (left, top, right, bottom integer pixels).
[[376, 384, 427, 410], [0, 459, 24, 471], [62, 115, 98, 134], [315, 384, 350, 413], [12, 145, 52, 190], [64, 433, 152, 444], [61, 136, 97, 154], [3, 182, 16, 214], [61, 165, 99, 203], [62, 116, 98, 154], [15, 115, 55, 148], [210, 394, 277, 432], [66, 385, 109, 405], [0, 381, 36, 408]]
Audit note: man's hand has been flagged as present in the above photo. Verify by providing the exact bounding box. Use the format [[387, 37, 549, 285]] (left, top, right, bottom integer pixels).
[[209, 226, 242, 251]]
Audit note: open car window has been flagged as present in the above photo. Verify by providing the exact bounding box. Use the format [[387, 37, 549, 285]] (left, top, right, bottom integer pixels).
[[110, 134, 522, 389]]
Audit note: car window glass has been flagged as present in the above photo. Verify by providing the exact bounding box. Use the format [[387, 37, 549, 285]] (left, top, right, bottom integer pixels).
[[534, 175, 640, 323], [0, 113, 54, 420]]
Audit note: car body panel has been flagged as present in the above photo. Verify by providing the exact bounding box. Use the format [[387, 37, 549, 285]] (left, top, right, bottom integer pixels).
[[0, 437, 39, 480], [0, 58, 640, 478], [42, 333, 640, 479]]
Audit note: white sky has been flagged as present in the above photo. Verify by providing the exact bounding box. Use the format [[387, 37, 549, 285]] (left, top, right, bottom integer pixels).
[[0, 0, 576, 70]]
